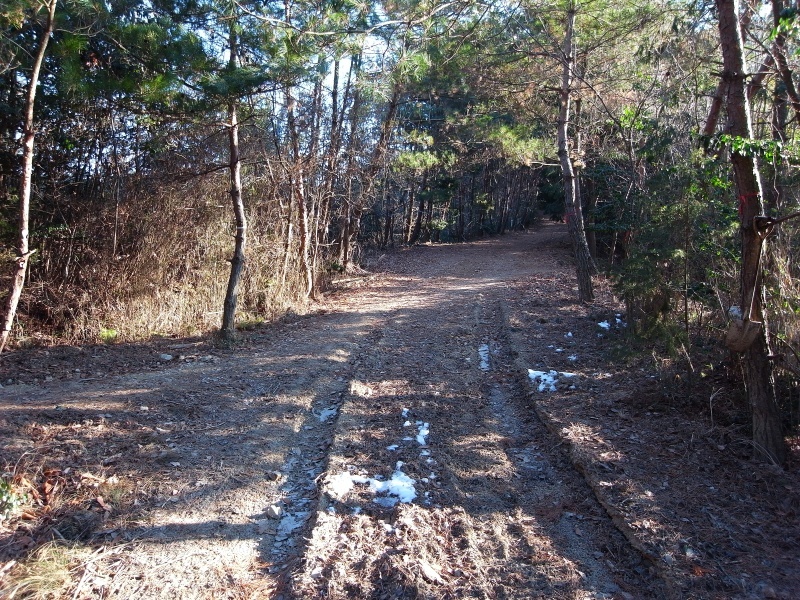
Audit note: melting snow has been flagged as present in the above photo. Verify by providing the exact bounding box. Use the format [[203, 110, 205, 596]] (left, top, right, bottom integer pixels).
[[369, 467, 417, 503], [528, 369, 577, 392], [597, 321, 611, 330], [326, 465, 417, 505], [416, 422, 430, 445], [326, 472, 371, 499], [478, 344, 490, 371]]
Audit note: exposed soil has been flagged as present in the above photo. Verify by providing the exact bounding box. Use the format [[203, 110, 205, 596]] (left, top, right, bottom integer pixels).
[[1, 223, 798, 599]]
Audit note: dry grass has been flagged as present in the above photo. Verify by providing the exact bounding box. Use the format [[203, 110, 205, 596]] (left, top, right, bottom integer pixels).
[[1, 542, 93, 599], [7, 172, 314, 346]]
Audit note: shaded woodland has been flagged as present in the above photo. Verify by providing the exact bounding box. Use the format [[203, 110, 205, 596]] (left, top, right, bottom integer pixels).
[[3, 0, 800, 463]]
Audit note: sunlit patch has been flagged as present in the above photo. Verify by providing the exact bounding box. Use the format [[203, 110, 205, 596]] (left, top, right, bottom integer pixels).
[[349, 380, 373, 398]]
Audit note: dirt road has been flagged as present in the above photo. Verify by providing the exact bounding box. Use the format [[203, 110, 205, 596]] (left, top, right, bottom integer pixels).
[[2, 224, 797, 599]]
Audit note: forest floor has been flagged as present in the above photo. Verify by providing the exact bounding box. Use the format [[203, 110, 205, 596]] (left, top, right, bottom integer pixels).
[[1, 223, 799, 600]]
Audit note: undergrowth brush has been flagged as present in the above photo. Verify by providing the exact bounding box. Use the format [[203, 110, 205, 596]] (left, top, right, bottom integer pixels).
[[1, 175, 314, 346]]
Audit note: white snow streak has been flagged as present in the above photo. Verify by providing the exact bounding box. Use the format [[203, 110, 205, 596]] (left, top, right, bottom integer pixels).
[[478, 344, 490, 371]]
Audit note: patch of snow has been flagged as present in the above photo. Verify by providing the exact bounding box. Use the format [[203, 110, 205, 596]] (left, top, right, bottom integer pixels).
[[386, 444, 399, 451], [565, 332, 573, 338], [401, 408, 409, 417], [568, 355, 578, 361], [529, 370, 559, 392], [325, 472, 370, 500], [528, 369, 577, 392], [326, 468, 417, 504], [416, 422, 430, 445], [403, 420, 412, 427], [369, 468, 417, 503], [478, 344, 490, 371], [597, 321, 611, 330]]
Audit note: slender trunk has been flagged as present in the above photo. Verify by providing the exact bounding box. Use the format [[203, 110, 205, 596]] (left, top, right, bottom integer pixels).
[[221, 100, 247, 338], [221, 19, 247, 339], [717, 0, 785, 464], [286, 90, 314, 297], [409, 171, 428, 245], [280, 202, 294, 291], [0, 0, 57, 353], [220, 19, 247, 340], [557, 6, 595, 302], [404, 187, 415, 243], [338, 58, 363, 267]]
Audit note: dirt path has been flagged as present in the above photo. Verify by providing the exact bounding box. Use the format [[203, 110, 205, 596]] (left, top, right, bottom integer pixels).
[[2, 224, 797, 599]]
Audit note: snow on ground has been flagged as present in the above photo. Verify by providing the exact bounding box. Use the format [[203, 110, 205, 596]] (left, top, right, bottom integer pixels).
[[416, 422, 429, 445], [528, 369, 577, 392], [325, 410, 434, 506], [478, 344, 490, 371], [325, 464, 418, 507]]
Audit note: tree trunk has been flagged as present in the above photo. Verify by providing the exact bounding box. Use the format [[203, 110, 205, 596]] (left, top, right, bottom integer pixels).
[[716, 0, 786, 465], [286, 90, 314, 297], [409, 171, 428, 245], [0, 0, 57, 353], [221, 24, 247, 340], [404, 187, 416, 243], [557, 5, 595, 302]]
